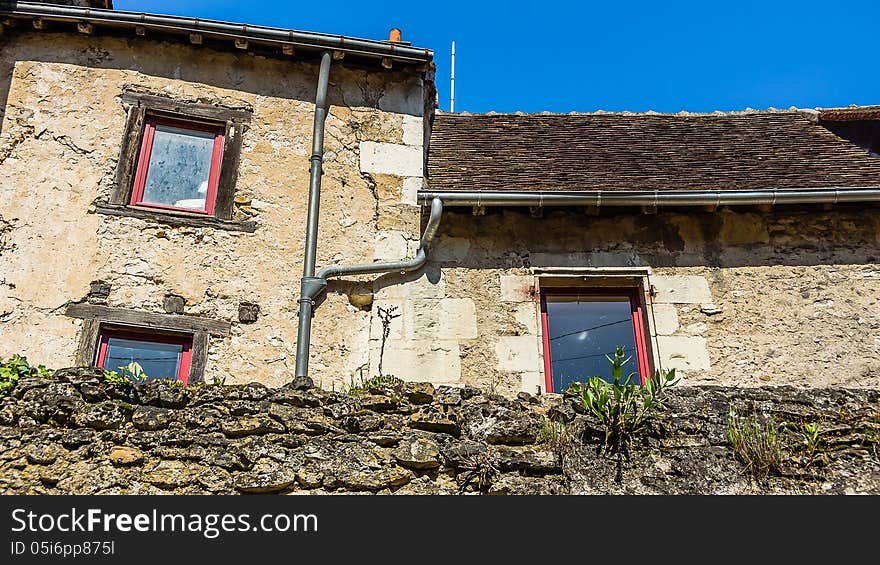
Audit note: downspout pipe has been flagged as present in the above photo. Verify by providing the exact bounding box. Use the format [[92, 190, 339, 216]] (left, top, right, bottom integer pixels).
[[318, 197, 443, 280], [417, 187, 880, 207], [295, 51, 332, 379], [294, 197, 444, 377]]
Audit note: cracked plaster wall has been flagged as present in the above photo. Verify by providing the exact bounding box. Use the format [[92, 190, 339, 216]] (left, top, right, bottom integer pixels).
[[0, 31, 427, 389], [2, 33, 878, 396]]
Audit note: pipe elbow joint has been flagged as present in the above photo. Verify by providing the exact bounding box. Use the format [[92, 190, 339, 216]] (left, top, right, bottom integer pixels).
[[300, 276, 328, 300]]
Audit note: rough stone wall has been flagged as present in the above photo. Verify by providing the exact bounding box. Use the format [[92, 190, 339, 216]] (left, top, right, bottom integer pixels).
[[1, 368, 878, 494], [381, 206, 880, 393], [0, 31, 426, 389], [1, 32, 879, 397]]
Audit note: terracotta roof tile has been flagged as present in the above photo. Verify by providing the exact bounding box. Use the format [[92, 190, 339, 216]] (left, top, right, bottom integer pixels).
[[427, 110, 880, 192]]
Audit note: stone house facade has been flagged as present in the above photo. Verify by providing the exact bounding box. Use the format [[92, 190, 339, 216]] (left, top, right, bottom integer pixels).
[[1, 2, 879, 395]]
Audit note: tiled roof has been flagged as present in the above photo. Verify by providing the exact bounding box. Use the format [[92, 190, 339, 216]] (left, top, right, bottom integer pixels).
[[427, 110, 880, 192]]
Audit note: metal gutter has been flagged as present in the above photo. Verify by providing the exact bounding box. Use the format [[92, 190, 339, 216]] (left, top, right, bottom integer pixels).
[[417, 188, 880, 207], [0, 1, 433, 64], [294, 51, 332, 380], [295, 197, 443, 378], [317, 197, 443, 280]]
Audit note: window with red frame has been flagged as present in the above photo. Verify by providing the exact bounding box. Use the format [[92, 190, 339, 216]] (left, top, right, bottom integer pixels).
[[130, 116, 225, 215], [95, 328, 193, 385], [540, 289, 651, 393]]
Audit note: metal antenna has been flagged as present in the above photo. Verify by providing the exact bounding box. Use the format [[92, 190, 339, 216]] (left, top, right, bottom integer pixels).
[[450, 40, 455, 112]]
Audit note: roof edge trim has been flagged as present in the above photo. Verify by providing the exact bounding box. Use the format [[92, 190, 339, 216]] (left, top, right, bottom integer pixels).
[[0, 1, 433, 64]]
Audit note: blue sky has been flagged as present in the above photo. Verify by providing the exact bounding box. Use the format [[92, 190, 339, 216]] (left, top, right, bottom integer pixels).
[[115, 0, 880, 114]]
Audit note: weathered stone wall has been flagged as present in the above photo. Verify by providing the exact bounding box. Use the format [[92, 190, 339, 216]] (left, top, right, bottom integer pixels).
[[0, 31, 426, 389], [1, 368, 878, 494], [378, 206, 880, 393], [1, 30, 879, 397]]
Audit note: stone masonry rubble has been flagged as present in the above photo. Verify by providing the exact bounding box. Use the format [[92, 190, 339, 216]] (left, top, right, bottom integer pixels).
[[1, 367, 878, 494]]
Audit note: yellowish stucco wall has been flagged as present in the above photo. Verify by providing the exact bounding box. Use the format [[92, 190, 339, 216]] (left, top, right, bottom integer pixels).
[[0, 31, 426, 389]]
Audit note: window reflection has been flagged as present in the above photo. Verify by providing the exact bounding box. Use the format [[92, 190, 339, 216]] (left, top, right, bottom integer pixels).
[[544, 295, 639, 392], [142, 125, 215, 210], [103, 338, 183, 381]]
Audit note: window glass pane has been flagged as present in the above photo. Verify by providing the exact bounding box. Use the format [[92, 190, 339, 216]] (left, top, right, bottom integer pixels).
[[545, 295, 639, 392], [103, 337, 182, 381], [141, 124, 215, 210]]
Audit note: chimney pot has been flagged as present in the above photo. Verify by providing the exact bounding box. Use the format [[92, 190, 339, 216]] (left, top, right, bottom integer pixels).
[[389, 28, 402, 42]]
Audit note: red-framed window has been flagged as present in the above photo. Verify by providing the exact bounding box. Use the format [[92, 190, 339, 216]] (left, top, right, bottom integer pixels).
[[130, 115, 225, 215], [95, 328, 193, 385], [540, 288, 651, 393]]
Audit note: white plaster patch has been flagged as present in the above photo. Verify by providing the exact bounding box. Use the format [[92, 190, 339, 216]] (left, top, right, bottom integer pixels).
[[650, 304, 680, 335], [401, 177, 422, 206], [401, 115, 423, 146], [376, 270, 446, 300], [359, 141, 423, 177], [404, 298, 477, 340], [369, 300, 404, 341], [344, 322, 372, 376], [657, 335, 710, 371], [651, 275, 712, 304], [520, 371, 544, 394], [496, 335, 541, 372], [439, 298, 478, 339], [514, 303, 539, 335], [500, 275, 533, 303], [373, 339, 461, 383], [374, 230, 409, 262]]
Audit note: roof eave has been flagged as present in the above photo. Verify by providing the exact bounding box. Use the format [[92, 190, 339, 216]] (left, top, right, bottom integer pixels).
[[0, 1, 433, 65]]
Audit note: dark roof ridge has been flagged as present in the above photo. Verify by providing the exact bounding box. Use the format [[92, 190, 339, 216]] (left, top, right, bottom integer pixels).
[[439, 104, 880, 119]]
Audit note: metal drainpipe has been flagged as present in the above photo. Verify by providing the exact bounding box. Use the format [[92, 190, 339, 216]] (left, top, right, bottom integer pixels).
[[317, 197, 443, 280], [295, 51, 332, 379], [293, 197, 443, 378]]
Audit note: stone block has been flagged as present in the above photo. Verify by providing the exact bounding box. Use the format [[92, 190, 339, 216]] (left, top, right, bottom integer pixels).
[[372, 339, 462, 384], [238, 302, 260, 324], [651, 275, 712, 304], [514, 303, 539, 335], [374, 230, 409, 262], [401, 115, 424, 146], [88, 280, 111, 303], [359, 141, 423, 177], [500, 275, 533, 303], [657, 335, 710, 372], [439, 298, 477, 339], [370, 301, 404, 341], [496, 336, 541, 372], [651, 304, 679, 335], [520, 371, 544, 394], [376, 269, 446, 300], [404, 298, 477, 340], [401, 176, 422, 206], [530, 252, 645, 268], [161, 293, 185, 314]]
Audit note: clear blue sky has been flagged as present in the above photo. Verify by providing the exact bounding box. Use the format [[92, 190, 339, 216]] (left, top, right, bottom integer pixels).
[[115, 0, 880, 114]]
